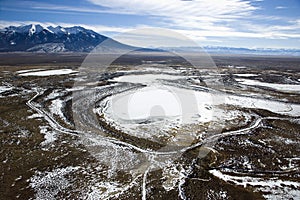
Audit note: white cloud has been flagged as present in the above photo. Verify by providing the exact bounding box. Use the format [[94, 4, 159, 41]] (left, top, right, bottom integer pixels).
[[84, 0, 300, 43], [88, 0, 257, 26], [275, 6, 287, 10], [25, 0, 258, 27], [1, 0, 300, 48]]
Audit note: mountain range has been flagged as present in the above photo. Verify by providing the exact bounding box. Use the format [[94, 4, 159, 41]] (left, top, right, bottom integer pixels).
[[1, 24, 299, 56], [163, 46, 300, 56], [0, 24, 134, 53]]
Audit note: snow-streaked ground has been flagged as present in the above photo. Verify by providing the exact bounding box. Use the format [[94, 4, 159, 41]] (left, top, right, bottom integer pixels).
[[0, 85, 12, 93], [210, 169, 300, 200], [225, 93, 300, 116], [236, 78, 300, 93], [93, 70, 300, 151], [30, 166, 79, 200], [3, 64, 298, 200]]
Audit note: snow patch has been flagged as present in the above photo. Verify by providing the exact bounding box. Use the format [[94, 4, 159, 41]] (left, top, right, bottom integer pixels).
[[44, 26, 54, 34], [28, 113, 44, 119], [29, 24, 36, 35], [236, 78, 300, 93], [16, 68, 44, 74], [225, 94, 300, 116], [0, 86, 12, 93], [49, 99, 66, 121], [19, 69, 78, 76], [233, 73, 258, 77], [39, 126, 57, 146], [30, 166, 79, 200]]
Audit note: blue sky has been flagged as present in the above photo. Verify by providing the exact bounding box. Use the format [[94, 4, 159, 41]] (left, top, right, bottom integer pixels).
[[1, 0, 300, 48]]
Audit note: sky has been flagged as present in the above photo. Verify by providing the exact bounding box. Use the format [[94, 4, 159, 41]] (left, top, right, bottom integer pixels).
[[0, 0, 300, 49]]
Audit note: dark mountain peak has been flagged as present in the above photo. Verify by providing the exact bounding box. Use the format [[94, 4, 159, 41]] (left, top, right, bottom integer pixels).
[[8, 24, 45, 35], [47, 26, 67, 35]]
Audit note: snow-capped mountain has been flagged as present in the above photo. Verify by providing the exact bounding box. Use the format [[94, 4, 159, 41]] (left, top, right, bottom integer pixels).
[[0, 24, 130, 53]]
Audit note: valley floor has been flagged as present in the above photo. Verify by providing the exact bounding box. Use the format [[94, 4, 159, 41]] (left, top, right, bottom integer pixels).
[[0, 53, 299, 199]]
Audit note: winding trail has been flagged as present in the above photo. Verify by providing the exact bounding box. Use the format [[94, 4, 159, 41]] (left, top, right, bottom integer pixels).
[[27, 89, 269, 156]]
